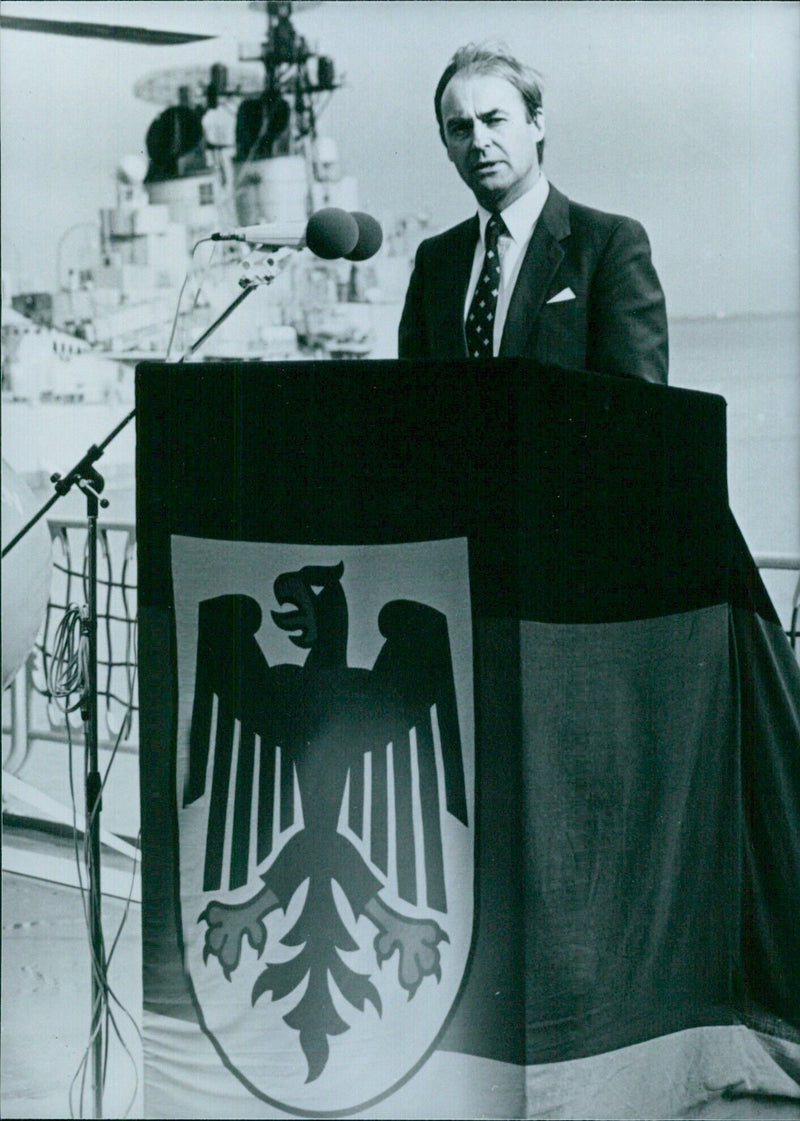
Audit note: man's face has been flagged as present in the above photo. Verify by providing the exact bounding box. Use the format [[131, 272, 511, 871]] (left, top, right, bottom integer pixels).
[[440, 72, 544, 211]]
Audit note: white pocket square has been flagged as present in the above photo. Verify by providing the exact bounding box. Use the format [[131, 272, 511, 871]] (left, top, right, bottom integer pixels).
[[546, 287, 575, 304]]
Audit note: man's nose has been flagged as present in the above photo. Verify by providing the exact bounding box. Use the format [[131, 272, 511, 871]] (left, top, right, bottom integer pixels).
[[470, 120, 491, 151]]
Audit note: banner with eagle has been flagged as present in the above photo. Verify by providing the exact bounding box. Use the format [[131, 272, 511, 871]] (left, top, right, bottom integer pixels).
[[137, 359, 800, 1119], [172, 537, 475, 1113]]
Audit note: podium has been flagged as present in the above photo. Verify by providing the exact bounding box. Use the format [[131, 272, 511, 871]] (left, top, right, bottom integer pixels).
[[136, 360, 800, 1119]]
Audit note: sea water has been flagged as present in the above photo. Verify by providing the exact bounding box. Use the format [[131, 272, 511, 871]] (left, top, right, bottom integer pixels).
[[670, 313, 799, 624]]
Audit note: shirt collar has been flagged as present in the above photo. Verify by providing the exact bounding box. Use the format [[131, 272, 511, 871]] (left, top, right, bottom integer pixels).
[[477, 174, 550, 246]]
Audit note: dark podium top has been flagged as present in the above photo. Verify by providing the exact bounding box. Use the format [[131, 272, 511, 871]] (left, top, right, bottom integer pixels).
[[136, 358, 750, 624]]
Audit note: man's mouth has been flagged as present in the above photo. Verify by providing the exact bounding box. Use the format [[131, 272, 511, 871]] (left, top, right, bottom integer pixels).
[[473, 161, 500, 175]]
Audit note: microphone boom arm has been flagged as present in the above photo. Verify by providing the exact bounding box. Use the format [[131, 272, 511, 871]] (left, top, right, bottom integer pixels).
[[177, 247, 294, 363]]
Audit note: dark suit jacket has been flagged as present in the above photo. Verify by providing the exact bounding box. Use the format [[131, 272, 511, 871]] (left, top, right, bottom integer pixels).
[[398, 184, 668, 384]]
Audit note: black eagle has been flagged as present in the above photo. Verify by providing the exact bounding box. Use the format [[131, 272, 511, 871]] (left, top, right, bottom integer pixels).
[[183, 561, 468, 1080]]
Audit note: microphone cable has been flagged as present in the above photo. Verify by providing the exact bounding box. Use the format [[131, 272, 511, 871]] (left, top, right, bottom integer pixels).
[[46, 603, 89, 712], [66, 711, 142, 1120], [41, 598, 142, 1116], [43, 601, 142, 1116], [165, 237, 218, 362]]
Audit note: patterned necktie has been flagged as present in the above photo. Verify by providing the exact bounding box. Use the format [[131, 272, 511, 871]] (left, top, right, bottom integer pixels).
[[465, 212, 506, 358]]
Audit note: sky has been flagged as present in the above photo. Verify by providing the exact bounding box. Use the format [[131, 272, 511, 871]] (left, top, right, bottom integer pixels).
[[1, 0, 798, 319]]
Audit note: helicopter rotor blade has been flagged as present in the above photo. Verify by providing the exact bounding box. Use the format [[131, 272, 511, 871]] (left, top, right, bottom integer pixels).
[[248, 2, 323, 13], [0, 15, 215, 46]]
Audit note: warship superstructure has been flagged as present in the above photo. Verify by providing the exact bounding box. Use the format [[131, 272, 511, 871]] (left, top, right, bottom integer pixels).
[[1, 2, 429, 481]]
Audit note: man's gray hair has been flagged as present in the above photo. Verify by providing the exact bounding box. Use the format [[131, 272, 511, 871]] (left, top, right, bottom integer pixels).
[[434, 42, 545, 162]]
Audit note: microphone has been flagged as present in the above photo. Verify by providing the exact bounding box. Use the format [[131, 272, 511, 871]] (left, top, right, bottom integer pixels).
[[210, 208, 383, 261], [306, 208, 359, 259], [210, 220, 308, 247], [345, 211, 383, 261]]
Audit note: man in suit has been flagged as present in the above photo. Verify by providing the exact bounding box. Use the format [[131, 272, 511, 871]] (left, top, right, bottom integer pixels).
[[399, 44, 668, 384]]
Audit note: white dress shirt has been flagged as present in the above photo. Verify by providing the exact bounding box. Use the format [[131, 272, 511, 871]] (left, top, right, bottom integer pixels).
[[463, 175, 550, 355]]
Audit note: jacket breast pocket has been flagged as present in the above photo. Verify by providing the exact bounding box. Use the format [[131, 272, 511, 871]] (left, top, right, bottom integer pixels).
[[534, 296, 587, 368]]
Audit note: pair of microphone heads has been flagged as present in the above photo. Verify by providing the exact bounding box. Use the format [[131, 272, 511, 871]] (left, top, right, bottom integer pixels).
[[212, 208, 383, 262], [306, 208, 383, 261]]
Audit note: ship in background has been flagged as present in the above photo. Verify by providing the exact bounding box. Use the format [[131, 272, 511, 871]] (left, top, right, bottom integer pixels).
[[1, 1, 430, 485]]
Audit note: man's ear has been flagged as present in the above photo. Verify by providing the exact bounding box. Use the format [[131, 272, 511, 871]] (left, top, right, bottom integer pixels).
[[530, 108, 546, 142]]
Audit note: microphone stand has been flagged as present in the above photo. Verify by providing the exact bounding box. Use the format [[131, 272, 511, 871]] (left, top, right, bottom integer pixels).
[[1, 414, 133, 561], [81, 468, 107, 1121], [4, 450, 113, 1121], [1, 250, 292, 1119], [176, 245, 293, 362], [177, 281, 258, 361]]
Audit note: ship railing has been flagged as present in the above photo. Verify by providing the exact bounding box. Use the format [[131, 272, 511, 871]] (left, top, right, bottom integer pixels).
[[752, 553, 800, 653], [3, 518, 138, 781], [3, 523, 799, 785]]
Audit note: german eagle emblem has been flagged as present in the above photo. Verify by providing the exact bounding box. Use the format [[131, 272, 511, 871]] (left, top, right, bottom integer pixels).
[[178, 555, 473, 1106]]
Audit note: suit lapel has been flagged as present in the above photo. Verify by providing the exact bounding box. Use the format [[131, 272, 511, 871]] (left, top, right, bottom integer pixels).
[[499, 185, 571, 357], [435, 216, 477, 357]]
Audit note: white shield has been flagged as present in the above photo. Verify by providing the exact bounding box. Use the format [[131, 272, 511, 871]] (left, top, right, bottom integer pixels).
[[171, 536, 475, 1115]]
